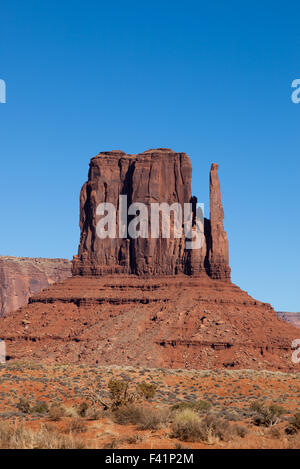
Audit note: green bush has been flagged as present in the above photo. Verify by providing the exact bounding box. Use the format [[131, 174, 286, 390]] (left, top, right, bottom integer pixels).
[[108, 379, 133, 410], [101, 378, 158, 411], [136, 382, 157, 400]]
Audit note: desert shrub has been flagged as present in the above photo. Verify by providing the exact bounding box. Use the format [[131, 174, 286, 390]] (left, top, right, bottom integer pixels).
[[112, 404, 144, 425], [31, 401, 49, 415], [78, 401, 89, 417], [172, 400, 211, 413], [269, 404, 285, 416], [250, 401, 264, 413], [250, 402, 285, 427], [198, 414, 234, 442], [16, 398, 31, 414], [48, 404, 66, 421], [232, 424, 248, 438], [85, 406, 102, 420], [91, 378, 158, 411], [171, 410, 243, 443], [137, 407, 170, 430], [112, 404, 169, 430], [171, 409, 204, 442], [108, 379, 134, 410], [285, 413, 300, 435], [136, 382, 157, 400]]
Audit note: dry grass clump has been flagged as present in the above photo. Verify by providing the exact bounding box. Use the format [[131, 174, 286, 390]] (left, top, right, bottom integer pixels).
[[137, 407, 170, 430], [85, 406, 103, 420], [48, 404, 66, 421], [112, 403, 142, 425], [171, 409, 203, 442], [112, 404, 170, 430], [0, 421, 86, 449], [171, 409, 247, 443]]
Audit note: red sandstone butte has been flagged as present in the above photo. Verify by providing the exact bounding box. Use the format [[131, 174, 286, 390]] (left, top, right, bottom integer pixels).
[[0, 256, 71, 317], [0, 148, 299, 371], [72, 149, 230, 279]]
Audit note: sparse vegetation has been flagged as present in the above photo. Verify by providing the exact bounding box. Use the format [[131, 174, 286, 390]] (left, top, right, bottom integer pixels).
[[31, 401, 49, 415], [2, 363, 300, 449], [171, 410, 247, 443], [172, 400, 211, 413], [0, 421, 86, 449], [112, 403, 169, 430]]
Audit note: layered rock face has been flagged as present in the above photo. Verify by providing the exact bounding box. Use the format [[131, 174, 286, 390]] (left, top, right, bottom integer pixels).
[[72, 149, 230, 279], [0, 275, 298, 371], [0, 257, 71, 317]]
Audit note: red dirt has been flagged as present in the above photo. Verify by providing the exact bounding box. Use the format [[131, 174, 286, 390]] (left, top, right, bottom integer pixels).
[[1, 363, 300, 449], [1, 274, 299, 371]]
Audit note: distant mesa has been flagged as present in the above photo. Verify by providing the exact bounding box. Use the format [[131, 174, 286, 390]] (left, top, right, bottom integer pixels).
[[0, 257, 71, 317], [277, 312, 300, 328]]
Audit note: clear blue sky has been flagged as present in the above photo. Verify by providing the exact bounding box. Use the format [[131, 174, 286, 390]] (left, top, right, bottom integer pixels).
[[0, 1, 299, 311]]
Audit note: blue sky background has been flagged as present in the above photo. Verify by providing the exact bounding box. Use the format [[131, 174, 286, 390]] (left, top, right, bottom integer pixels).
[[0, 1, 299, 311]]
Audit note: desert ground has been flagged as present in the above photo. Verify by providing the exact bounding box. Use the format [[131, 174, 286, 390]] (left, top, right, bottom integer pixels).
[[1, 361, 300, 449]]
